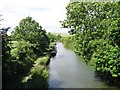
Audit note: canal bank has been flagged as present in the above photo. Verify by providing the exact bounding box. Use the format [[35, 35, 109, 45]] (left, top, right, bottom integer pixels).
[[48, 42, 118, 89]]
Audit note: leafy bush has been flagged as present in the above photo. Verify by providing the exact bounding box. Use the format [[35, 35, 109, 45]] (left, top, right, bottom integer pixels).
[[9, 41, 34, 75], [34, 56, 49, 66], [90, 40, 120, 77], [61, 1, 120, 79], [47, 32, 62, 42], [23, 56, 49, 88], [61, 36, 74, 49]]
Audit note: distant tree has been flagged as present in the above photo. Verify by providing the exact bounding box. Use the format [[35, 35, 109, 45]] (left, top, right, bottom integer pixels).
[[47, 33, 56, 42], [56, 34, 62, 41]]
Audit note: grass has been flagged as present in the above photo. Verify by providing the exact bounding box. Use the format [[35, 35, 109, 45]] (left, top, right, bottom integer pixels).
[[22, 55, 50, 88]]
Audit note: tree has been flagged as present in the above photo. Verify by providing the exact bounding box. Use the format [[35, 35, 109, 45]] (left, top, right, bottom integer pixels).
[[0, 21, 12, 85], [61, 1, 120, 78], [12, 16, 50, 55]]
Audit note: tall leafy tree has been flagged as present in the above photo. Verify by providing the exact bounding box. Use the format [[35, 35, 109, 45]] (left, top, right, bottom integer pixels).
[[12, 16, 50, 55], [61, 1, 120, 78], [3, 16, 51, 88]]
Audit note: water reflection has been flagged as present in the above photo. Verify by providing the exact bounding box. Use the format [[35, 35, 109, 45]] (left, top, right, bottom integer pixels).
[[49, 42, 118, 88]]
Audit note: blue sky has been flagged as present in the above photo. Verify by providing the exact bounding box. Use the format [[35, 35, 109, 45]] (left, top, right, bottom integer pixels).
[[0, 0, 70, 34]]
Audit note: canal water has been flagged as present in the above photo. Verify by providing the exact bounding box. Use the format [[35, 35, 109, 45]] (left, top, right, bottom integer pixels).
[[48, 42, 117, 88]]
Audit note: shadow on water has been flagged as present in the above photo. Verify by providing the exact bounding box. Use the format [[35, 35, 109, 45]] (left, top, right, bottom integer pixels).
[[48, 42, 119, 89], [95, 72, 120, 88]]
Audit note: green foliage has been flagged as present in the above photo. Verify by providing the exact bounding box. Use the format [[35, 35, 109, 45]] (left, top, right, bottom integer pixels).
[[34, 56, 49, 66], [31, 57, 49, 79], [61, 36, 75, 50], [47, 32, 57, 42], [90, 40, 120, 77], [2, 16, 51, 88], [56, 34, 62, 41], [22, 56, 49, 88], [12, 16, 50, 54], [9, 41, 34, 75], [1, 27, 12, 81], [47, 32, 62, 42], [61, 1, 120, 78]]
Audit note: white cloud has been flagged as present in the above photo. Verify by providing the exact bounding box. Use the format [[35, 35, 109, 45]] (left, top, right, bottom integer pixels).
[[0, 0, 69, 33]]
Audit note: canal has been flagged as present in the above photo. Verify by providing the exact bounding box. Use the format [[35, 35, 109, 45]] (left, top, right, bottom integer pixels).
[[48, 42, 117, 88]]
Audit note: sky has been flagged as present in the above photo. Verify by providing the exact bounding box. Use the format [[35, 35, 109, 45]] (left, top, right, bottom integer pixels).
[[0, 0, 70, 34]]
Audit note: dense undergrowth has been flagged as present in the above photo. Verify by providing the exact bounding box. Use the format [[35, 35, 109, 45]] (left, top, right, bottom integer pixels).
[[22, 56, 49, 88]]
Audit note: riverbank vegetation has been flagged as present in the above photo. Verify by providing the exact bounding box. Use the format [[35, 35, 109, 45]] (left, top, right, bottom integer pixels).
[[47, 32, 62, 42], [22, 56, 49, 88], [61, 36, 74, 50], [2, 16, 54, 89], [61, 1, 120, 87], [51, 32, 70, 37]]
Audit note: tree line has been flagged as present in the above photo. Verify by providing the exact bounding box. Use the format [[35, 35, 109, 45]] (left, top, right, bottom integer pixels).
[[1, 16, 57, 89], [61, 1, 120, 86]]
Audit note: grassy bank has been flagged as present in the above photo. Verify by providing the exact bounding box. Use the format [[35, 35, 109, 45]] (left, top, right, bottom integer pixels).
[[61, 36, 74, 50], [22, 55, 50, 88]]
